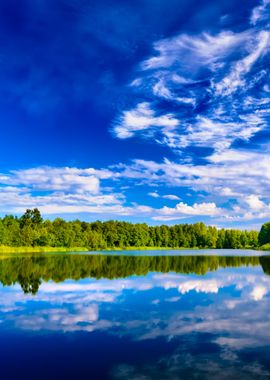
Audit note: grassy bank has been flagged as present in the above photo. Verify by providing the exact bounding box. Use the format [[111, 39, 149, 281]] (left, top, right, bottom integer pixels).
[[0, 246, 207, 254], [0, 245, 263, 254], [0, 246, 88, 254], [258, 244, 270, 251]]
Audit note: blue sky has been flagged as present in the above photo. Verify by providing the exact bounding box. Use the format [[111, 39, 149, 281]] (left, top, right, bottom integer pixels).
[[0, 0, 270, 229]]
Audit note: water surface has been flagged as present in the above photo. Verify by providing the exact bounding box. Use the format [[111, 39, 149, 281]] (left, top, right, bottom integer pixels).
[[0, 252, 270, 379], [68, 248, 269, 256]]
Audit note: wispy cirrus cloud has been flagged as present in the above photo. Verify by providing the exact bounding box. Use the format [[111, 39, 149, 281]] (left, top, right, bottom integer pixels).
[[251, 0, 270, 25], [113, 1, 270, 156], [116, 148, 270, 200]]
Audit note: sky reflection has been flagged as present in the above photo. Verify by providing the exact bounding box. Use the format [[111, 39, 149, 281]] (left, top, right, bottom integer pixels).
[[1, 256, 270, 379]]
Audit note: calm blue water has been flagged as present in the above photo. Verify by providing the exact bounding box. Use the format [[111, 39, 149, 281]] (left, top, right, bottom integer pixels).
[[0, 252, 270, 379], [96, 248, 269, 256]]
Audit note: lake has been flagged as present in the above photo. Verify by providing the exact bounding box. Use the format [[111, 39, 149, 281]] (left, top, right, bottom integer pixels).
[[0, 250, 270, 379]]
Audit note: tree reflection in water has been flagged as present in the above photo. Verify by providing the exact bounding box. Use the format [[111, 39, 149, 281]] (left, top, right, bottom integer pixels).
[[0, 253, 269, 294]]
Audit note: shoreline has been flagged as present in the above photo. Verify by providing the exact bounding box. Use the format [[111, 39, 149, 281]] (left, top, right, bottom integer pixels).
[[0, 245, 267, 254]]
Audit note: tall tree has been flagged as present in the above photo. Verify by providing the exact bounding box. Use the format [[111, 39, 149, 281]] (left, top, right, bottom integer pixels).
[[258, 222, 270, 246]]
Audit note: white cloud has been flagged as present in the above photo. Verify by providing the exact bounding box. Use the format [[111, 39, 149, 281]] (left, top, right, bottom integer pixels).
[[245, 195, 264, 211], [148, 191, 180, 200], [178, 280, 219, 294], [112, 2, 270, 160], [142, 31, 249, 72], [0, 183, 128, 216], [251, 286, 268, 301], [0, 168, 222, 220], [148, 191, 159, 198], [178, 116, 261, 152], [0, 166, 129, 217], [215, 30, 270, 96], [1, 166, 115, 194], [153, 202, 220, 221], [119, 147, 270, 201], [163, 194, 180, 200], [152, 76, 172, 99], [113, 102, 178, 139], [250, 0, 270, 25], [114, 145, 270, 223]]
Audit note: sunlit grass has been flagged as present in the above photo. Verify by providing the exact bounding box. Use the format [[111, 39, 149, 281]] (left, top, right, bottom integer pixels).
[[0, 245, 200, 254], [259, 243, 270, 251], [0, 245, 266, 255], [0, 246, 88, 254]]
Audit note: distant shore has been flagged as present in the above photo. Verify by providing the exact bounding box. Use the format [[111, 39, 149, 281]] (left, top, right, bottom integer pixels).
[[0, 245, 268, 254]]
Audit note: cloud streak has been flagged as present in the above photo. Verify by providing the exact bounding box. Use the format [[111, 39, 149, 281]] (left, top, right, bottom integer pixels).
[[113, 0, 270, 161]]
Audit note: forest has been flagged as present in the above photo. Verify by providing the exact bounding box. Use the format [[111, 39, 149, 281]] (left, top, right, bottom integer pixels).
[[0, 208, 269, 250]]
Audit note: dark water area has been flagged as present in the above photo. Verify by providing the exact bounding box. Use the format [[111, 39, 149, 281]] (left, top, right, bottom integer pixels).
[[1, 252, 270, 379]]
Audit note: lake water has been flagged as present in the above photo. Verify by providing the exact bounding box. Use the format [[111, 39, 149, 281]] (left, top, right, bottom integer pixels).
[[1, 251, 270, 379]]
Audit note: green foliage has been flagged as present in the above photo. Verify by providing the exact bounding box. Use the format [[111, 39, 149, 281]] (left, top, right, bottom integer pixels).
[[0, 246, 88, 254], [259, 243, 270, 251], [258, 222, 270, 246], [0, 209, 260, 250]]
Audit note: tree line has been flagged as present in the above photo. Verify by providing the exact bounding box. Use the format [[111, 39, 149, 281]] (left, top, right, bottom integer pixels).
[[0, 208, 268, 249], [0, 254, 266, 294]]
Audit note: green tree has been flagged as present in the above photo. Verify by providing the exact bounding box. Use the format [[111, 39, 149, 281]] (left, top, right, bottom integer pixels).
[[258, 222, 270, 246]]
